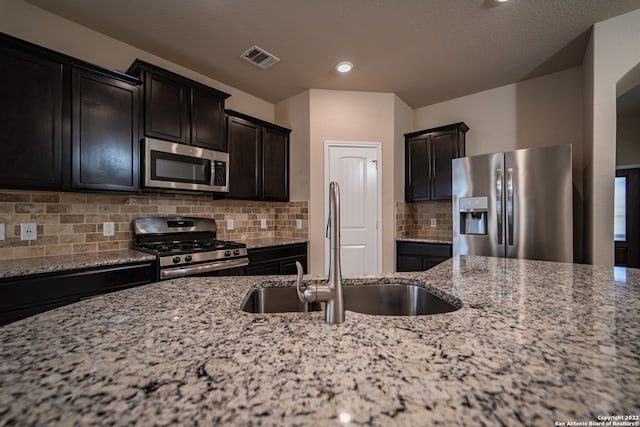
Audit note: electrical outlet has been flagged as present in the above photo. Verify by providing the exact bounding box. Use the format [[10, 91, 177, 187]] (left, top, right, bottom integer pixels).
[[227, 219, 234, 230], [296, 219, 302, 230], [0, 223, 4, 240], [20, 223, 37, 240], [430, 218, 437, 228], [103, 222, 115, 236], [260, 219, 267, 229]]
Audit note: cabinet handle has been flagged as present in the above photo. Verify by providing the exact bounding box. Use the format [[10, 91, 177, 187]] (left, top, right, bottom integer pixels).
[[506, 168, 514, 246], [496, 168, 503, 245]]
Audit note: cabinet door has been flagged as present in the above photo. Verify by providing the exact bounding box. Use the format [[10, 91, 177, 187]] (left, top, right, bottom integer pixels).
[[281, 257, 307, 274], [0, 45, 62, 189], [71, 69, 139, 192], [191, 87, 226, 151], [430, 130, 457, 200], [247, 262, 281, 276], [144, 71, 189, 143], [262, 126, 289, 201], [422, 256, 448, 270], [227, 116, 261, 199], [397, 255, 424, 272], [405, 136, 430, 202]]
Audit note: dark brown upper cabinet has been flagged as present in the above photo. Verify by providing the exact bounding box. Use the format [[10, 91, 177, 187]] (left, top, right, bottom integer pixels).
[[405, 122, 468, 202], [0, 32, 142, 194], [0, 38, 63, 190], [127, 60, 230, 152], [226, 110, 290, 202], [71, 68, 140, 192]]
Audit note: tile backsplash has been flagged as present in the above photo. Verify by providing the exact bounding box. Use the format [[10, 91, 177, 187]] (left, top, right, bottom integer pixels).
[[0, 190, 308, 260], [396, 201, 453, 241]]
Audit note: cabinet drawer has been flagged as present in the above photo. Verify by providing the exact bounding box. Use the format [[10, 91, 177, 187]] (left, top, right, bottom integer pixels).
[[397, 242, 452, 257], [248, 243, 307, 264], [246, 243, 308, 276]]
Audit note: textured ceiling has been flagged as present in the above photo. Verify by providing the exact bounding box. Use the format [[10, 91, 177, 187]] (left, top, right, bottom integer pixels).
[[25, 0, 640, 108]]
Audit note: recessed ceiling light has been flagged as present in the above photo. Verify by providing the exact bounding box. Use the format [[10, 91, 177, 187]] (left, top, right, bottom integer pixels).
[[336, 61, 353, 73], [496, 0, 510, 2]]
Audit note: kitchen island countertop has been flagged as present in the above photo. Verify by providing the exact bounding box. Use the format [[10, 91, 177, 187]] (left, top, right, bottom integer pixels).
[[0, 256, 638, 425]]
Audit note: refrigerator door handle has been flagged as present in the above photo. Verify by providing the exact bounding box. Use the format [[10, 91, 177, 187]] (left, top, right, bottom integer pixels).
[[506, 168, 514, 246], [496, 168, 503, 245]]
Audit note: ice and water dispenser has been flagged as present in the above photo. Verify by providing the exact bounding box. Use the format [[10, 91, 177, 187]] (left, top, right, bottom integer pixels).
[[459, 197, 488, 235]]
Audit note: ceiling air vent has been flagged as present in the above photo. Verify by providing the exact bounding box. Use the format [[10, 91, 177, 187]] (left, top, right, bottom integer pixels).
[[241, 45, 280, 69]]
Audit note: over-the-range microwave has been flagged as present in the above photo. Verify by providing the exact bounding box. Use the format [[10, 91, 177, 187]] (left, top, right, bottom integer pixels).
[[143, 137, 229, 193]]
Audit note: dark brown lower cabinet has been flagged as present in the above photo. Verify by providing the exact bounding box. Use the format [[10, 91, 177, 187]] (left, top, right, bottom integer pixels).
[[0, 261, 155, 325], [396, 241, 452, 272], [246, 243, 308, 276]]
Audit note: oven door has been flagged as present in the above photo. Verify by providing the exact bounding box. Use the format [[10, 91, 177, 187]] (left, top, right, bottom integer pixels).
[[160, 258, 248, 280], [144, 137, 228, 192]]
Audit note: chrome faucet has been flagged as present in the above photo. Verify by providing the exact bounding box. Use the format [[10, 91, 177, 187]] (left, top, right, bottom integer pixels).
[[296, 181, 345, 324]]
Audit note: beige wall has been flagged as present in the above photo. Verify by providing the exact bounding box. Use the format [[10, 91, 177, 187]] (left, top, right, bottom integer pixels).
[[277, 90, 412, 273], [275, 91, 311, 200], [393, 95, 415, 202], [584, 8, 640, 266], [0, 0, 275, 122], [307, 89, 397, 274], [414, 67, 585, 261], [414, 67, 583, 163]]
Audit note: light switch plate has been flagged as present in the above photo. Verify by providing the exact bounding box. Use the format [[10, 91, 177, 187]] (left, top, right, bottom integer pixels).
[[296, 219, 302, 230], [260, 219, 267, 229], [103, 222, 115, 236], [227, 219, 234, 230], [430, 218, 437, 228], [20, 223, 37, 240], [0, 223, 4, 240]]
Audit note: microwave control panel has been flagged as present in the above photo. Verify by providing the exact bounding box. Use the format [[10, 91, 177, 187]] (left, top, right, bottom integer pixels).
[[213, 161, 227, 186]]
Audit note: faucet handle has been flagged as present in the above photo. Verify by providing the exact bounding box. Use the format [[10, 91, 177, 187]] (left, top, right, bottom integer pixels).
[[325, 217, 330, 239], [295, 261, 306, 303]]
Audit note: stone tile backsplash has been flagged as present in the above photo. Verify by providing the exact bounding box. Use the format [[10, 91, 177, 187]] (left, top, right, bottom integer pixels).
[[0, 190, 308, 260], [396, 201, 453, 241]]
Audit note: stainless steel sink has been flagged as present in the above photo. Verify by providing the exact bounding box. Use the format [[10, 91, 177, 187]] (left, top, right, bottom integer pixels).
[[240, 286, 323, 314], [241, 283, 459, 316]]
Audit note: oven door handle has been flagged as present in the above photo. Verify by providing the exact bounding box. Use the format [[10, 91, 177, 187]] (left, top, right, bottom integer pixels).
[[160, 258, 249, 280]]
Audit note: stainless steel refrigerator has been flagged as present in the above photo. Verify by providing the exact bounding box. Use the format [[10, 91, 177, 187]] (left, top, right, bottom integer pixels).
[[452, 144, 573, 263]]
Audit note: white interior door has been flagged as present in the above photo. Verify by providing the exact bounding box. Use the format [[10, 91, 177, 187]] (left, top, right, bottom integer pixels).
[[325, 142, 381, 275]]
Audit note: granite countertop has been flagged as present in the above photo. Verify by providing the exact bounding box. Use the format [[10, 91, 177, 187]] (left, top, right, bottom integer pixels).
[[397, 238, 453, 245], [0, 239, 308, 279], [0, 249, 156, 279], [243, 237, 308, 249], [1, 256, 639, 425]]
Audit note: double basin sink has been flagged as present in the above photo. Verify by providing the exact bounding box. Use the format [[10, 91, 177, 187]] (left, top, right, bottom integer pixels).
[[241, 282, 460, 316]]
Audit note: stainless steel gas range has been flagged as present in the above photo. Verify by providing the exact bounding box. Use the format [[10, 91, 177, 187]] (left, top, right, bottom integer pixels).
[[133, 217, 248, 280]]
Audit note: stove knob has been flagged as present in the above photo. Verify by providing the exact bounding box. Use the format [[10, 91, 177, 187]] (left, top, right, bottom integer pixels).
[[224, 250, 231, 257], [172, 256, 181, 264], [185, 255, 193, 263], [233, 249, 240, 255]]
